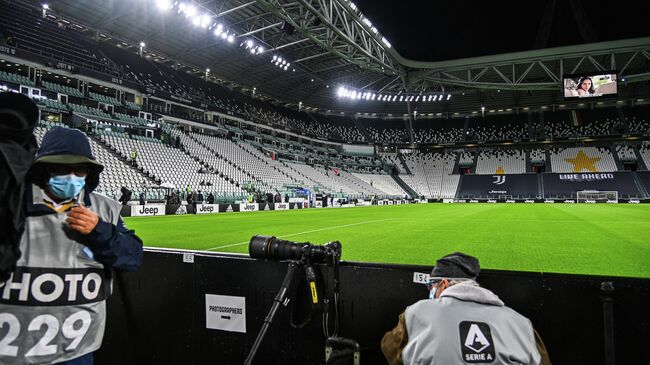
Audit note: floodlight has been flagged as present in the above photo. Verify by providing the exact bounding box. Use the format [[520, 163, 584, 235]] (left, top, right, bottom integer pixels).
[[257, 46, 264, 54], [227, 34, 234, 43], [220, 32, 227, 39], [415, 96, 420, 102], [447, 94, 451, 100], [191, 16, 201, 26], [399, 96, 403, 102], [42, 3, 49, 9], [185, 4, 197, 17], [155, 0, 171, 10], [284, 66, 288, 71], [206, 68, 210, 72], [272, 55, 277, 61], [286, 63, 290, 67], [200, 14, 211, 28], [246, 39, 254, 48], [216, 23, 223, 32], [140, 41, 146, 48], [392, 95, 397, 101], [214, 28, 222, 36]]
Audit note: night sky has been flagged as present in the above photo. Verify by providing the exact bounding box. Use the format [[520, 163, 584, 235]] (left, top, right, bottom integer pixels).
[[352, 0, 650, 61]]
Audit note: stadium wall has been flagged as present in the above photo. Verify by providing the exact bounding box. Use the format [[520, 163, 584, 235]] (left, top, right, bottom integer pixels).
[[97, 249, 650, 365]]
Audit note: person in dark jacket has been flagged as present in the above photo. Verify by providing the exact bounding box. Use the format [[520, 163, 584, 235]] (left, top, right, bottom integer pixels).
[[0, 93, 38, 282], [207, 192, 215, 204], [139, 191, 145, 205], [0, 126, 144, 365], [118, 186, 132, 206]]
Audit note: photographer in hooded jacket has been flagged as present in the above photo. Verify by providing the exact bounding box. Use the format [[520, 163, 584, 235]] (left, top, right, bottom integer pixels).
[[0, 93, 143, 365]]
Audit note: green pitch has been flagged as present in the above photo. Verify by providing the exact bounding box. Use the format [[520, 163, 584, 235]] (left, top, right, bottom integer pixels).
[[124, 204, 650, 278]]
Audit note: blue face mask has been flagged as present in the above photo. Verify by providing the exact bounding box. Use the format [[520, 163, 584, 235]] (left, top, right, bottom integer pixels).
[[48, 174, 86, 200]]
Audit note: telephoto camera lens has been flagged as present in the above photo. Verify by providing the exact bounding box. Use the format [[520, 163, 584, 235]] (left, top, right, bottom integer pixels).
[[249, 235, 333, 263]]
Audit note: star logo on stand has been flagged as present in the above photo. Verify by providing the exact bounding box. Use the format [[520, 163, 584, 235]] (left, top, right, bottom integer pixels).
[[565, 150, 601, 172]]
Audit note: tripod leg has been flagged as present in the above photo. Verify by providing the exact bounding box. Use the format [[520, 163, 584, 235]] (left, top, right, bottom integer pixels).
[[244, 262, 301, 365]]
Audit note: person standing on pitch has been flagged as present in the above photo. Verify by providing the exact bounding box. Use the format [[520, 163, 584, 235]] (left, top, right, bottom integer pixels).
[[0, 123, 143, 365], [381, 252, 550, 365]]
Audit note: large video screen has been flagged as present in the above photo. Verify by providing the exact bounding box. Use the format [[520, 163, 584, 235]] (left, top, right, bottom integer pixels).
[[563, 72, 617, 99]]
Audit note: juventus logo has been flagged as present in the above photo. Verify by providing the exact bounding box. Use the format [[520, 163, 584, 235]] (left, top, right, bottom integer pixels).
[[492, 175, 506, 185]]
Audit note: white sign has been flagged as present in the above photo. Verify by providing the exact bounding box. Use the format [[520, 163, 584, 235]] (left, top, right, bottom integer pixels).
[[314, 201, 323, 208], [205, 294, 246, 333], [131, 204, 165, 216], [239, 203, 259, 212], [183, 253, 194, 263], [413, 272, 431, 285], [196, 204, 219, 214], [443, 199, 454, 204], [378, 200, 385, 206], [274, 203, 289, 210]]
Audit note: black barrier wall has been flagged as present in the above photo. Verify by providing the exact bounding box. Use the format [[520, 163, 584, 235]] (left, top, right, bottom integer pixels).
[[97, 249, 650, 365], [542, 172, 642, 198], [457, 174, 540, 198]]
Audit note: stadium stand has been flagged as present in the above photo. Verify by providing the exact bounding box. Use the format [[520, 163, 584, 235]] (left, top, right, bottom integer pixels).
[[475, 149, 526, 175], [398, 151, 457, 198], [549, 147, 617, 173]]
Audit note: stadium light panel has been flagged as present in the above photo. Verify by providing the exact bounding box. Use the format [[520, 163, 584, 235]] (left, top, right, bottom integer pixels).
[[381, 37, 392, 48]]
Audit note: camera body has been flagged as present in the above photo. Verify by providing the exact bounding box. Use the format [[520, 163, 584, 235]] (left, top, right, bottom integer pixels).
[[249, 235, 341, 265]]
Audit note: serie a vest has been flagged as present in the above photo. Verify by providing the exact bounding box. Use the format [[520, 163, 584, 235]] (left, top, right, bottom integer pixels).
[[0, 186, 121, 365], [403, 289, 540, 365]]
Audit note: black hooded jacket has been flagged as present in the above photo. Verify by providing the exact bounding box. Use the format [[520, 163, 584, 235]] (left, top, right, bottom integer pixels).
[[0, 94, 38, 282]]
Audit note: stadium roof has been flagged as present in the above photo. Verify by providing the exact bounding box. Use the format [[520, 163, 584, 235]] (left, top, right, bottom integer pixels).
[[25, 0, 650, 116]]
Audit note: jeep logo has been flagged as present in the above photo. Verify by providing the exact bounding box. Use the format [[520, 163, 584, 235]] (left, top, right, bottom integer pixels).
[[242, 204, 256, 211], [139, 206, 159, 215], [199, 205, 214, 212]]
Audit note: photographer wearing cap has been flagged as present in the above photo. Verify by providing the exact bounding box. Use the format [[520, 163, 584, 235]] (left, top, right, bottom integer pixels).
[[0, 96, 143, 365], [381, 252, 550, 365]]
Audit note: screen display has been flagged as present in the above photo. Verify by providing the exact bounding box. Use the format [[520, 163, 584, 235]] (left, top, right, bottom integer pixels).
[[563, 72, 617, 99]]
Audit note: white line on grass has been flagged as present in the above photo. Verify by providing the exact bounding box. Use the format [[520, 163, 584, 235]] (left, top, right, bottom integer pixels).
[[205, 218, 393, 251]]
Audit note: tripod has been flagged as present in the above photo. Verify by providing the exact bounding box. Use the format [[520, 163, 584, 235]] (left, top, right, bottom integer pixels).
[[244, 260, 304, 365]]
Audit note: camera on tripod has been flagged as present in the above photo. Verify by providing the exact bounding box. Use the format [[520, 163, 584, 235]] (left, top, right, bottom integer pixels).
[[245, 235, 343, 365], [249, 235, 341, 265]]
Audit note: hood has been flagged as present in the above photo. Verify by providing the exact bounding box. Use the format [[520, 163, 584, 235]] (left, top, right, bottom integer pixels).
[[28, 127, 103, 195], [440, 281, 504, 307]]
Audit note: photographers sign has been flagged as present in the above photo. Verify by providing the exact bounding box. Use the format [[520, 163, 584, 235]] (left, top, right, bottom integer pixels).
[[131, 204, 165, 216], [205, 294, 246, 333], [196, 204, 219, 214]]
